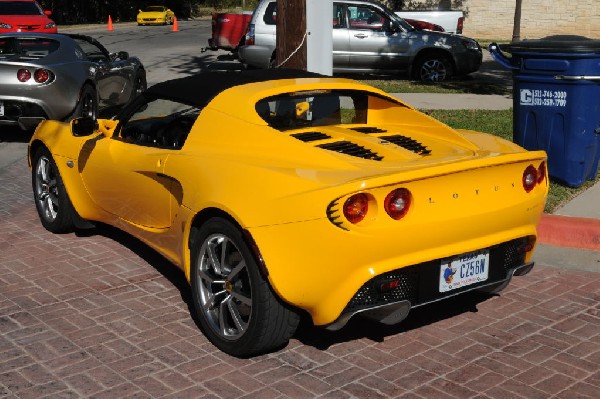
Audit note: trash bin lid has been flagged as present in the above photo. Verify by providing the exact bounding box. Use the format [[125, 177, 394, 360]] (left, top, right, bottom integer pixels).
[[502, 35, 600, 54]]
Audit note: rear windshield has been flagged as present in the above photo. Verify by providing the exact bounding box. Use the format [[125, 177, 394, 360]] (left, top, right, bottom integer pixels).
[[0, 1, 43, 15], [0, 37, 59, 59], [255, 90, 374, 131]]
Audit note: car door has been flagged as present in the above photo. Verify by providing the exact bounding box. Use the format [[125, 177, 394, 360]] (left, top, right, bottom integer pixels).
[[73, 37, 133, 107], [332, 2, 350, 69], [78, 97, 197, 229], [344, 3, 411, 72], [79, 137, 174, 229]]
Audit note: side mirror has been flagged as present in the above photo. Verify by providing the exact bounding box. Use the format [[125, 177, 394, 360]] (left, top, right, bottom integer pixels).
[[384, 19, 399, 32], [71, 117, 98, 137], [44, 10, 52, 16]]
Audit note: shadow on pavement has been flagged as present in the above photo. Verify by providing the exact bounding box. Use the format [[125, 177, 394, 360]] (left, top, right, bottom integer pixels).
[[78, 223, 194, 310], [0, 126, 34, 143], [80, 222, 495, 354]]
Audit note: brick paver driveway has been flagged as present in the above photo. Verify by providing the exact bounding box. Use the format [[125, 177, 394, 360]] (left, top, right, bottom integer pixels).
[[1, 156, 599, 398]]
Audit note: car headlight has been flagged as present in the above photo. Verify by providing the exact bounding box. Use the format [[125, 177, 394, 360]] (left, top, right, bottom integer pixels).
[[44, 22, 56, 29], [461, 39, 480, 51], [0, 22, 12, 29]]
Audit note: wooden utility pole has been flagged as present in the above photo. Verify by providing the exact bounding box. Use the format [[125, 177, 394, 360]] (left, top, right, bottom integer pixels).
[[276, 0, 307, 70]]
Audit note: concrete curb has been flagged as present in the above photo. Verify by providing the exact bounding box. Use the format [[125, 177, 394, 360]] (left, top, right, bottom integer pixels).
[[537, 214, 600, 250]]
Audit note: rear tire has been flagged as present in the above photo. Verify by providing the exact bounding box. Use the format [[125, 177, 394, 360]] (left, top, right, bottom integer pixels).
[[32, 147, 76, 234], [73, 84, 98, 119], [190, 217, 299, 357]]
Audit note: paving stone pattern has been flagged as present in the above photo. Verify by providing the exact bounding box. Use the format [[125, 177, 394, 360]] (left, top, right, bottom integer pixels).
[[1, 158, 599, 398]]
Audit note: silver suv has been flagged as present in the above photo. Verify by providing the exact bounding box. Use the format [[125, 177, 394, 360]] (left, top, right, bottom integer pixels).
[[238, 0, 482, 81]]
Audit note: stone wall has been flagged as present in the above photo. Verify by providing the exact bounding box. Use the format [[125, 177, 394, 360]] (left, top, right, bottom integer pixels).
[[464, 0, 600, 40], [396, 0, 600, 40]]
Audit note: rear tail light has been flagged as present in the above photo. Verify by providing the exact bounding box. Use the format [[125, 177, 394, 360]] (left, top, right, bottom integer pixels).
[[343, 193, 369, 224], [522, 165, 538, 192], [34, 69, 51, 83], [456, 17, 464, 34], [17, 69, 31, 82], [245, 24, 255, 45], [384, 188, 411, 220], [17, 68, 53, 83], [522, 162, 547, 192], [537, 161, 546, 184]]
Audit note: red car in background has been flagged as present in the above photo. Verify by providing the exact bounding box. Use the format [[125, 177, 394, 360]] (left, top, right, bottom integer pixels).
[[0, 0, 57, 33], [404, 18, 444, 32]]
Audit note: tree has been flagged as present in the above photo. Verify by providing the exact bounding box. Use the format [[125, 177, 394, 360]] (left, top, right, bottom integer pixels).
[[512, 0, 523, 43]]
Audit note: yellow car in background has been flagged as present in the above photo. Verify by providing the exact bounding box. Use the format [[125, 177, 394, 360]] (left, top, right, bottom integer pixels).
[[136, 6, 174, 25], [28, 69, 548, 357]]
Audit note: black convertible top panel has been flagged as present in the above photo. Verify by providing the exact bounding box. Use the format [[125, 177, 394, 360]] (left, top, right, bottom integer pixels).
[[145, 69, 326, 108]]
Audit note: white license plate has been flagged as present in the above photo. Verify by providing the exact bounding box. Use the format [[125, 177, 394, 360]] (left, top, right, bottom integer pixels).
[[439, 249, 489, 292], [0, 101, 4, 117]]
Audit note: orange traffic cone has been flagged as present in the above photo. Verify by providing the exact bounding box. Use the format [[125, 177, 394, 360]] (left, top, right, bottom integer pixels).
[[107, 15, 113, 31], [171, 16, 178, 32]]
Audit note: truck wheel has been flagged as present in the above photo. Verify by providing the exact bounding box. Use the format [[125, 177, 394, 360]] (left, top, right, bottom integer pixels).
[[413, 54, 453, 82]]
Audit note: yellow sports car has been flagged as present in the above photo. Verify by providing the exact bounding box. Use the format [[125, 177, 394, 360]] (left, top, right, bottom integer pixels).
[[28, 69, 548, 357], [136, 6, 174, 25]]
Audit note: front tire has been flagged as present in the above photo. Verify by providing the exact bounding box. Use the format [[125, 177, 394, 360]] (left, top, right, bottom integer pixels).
[[413, 54, 453, 82], [190, 217, 299, 357], [32, 147, 76, 233]]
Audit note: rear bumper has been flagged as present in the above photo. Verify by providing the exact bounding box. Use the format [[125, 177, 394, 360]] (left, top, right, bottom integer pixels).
[[0, 99, 48, 130], [327, 240, 534, 330], [238, 44, 273, 69]]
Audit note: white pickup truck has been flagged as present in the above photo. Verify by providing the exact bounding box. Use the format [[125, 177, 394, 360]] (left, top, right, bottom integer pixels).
[[395, 10, 464, 34]]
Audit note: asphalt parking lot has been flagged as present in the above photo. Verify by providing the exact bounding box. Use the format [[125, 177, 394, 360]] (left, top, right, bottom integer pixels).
[[1, 150, 598, 398]]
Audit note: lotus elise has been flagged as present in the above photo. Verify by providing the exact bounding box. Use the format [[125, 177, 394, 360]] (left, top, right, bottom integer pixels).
[[0, 33, 146, 130], [29, 69, 548, 357]]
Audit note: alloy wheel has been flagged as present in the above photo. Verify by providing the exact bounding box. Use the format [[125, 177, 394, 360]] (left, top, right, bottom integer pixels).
[[195, 233, 253, 341], [34, 155, 59, 223], [420, 59, 448, 82]]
